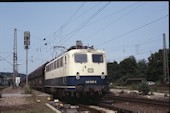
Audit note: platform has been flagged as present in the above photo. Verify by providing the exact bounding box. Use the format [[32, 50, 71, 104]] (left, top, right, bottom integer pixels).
[[0, 86, 52, 106], [1, 86, 28, 96]]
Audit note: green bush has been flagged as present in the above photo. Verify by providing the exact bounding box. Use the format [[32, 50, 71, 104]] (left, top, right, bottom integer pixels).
[[24, 85, 32, 94], [138, 82, 150, 95], [164, 92, 168, 97], [129, 84, 139, 90]]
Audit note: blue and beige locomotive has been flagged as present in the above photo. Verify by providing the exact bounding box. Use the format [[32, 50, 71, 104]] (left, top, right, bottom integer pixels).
[[21, 41, 109, 98]]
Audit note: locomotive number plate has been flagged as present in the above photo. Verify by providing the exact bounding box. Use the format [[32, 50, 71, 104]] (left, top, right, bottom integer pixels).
[[85, 80, 97, 84], [88, 68, 94, 73]]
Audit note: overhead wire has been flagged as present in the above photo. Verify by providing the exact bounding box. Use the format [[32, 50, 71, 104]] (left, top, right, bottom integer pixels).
[[15, 29, 48, 68], [22, 2, 166, 67], [97, 14, 168, 46], [0, 28, 49, 73], [37, 2, 102, 55], [63, 2, 86, 28], [107, 33, 167, 63], [50, 2, 101, 46], [2, 3, 167, 73], [86, 2, 140, 27], [60, 2, 111, 46], [105, 35, 162, 52], [0, 56, 13, 66], [71, 2, 101, 22], [43, 2, 86, 46], [85, 2, 145, 41], [29, 2, 88, 64], [111, 47, 163, 63]]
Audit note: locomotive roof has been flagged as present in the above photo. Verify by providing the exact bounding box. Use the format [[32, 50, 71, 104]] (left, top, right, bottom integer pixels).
[[67, 45, 89, 51], [46, 44, 105, 65]]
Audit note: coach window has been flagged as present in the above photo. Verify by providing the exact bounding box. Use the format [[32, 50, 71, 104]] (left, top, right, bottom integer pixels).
[[65, 56, 67, 64], [53, 62, 54, 70], [60, 57, 63, 67], [46, 66, 48, 72], [52, 63, 54, 70], [92, 54, 103, 63], [47, 65, 49, 71], [55, 61, 57, 68], [54, 61, 56, 69], [57, 60, 59, 68], [48, 65, 50, 71], [49, 65, 51, 71], [51, 63, 53, 70], [74, 54, 87, 63], [50, 64, 52, 70]]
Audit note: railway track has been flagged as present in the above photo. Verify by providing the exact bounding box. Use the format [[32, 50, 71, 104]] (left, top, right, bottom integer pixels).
[[103, 95, 169, 107], [79, 104, 104, 113], [98, 103, 136, 113], [46, 91, 169, 113], [97, 94, 170, 113], [47, 100, 118, 113]]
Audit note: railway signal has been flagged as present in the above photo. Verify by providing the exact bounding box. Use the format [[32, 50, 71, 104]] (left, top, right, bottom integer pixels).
[[24, 31, 30, 86]]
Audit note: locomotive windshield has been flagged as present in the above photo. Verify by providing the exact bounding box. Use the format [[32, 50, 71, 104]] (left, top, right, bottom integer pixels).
[[74, 54, 87, 63], [92, 54, 103, 63]]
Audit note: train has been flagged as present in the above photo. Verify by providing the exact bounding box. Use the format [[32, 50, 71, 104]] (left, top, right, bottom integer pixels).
[[21, 41, 109, 99]]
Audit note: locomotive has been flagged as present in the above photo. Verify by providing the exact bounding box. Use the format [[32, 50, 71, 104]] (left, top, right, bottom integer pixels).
[[21, 41, 109, 99]]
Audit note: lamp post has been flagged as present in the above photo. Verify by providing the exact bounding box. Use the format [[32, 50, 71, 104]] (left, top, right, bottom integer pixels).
[[24, 31, 30, 86]]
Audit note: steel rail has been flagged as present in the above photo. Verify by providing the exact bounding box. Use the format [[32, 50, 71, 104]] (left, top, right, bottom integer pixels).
[[79, 104, 105, 113], [104, 95, 169, 107]]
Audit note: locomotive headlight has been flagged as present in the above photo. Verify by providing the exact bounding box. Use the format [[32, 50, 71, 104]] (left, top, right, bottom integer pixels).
[[76, 75, 80, 80], [87, 48, 91, 52], [101, 75, 105, 79], [76, 72, 80, 80]]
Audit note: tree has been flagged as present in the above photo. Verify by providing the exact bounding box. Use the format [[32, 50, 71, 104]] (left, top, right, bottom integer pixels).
[[147, 49, 164, 82], [137, 59, 148, 78], [107, 49, 169, 85], [119, 56, 138, 77], [107, 61, 119, 82]]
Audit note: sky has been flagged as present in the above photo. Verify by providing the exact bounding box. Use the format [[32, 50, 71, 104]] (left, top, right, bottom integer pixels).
[[0, 1, 169, 74]]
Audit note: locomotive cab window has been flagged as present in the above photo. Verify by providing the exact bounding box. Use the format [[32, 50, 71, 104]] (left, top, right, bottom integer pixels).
[[74, 54, 87, 63], [92, 54, 103, 63]]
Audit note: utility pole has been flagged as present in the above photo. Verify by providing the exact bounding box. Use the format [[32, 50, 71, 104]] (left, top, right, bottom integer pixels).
[[163, 33, 169, 84], [24, 31, 30, 86], [13, 28, 17, 89]]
